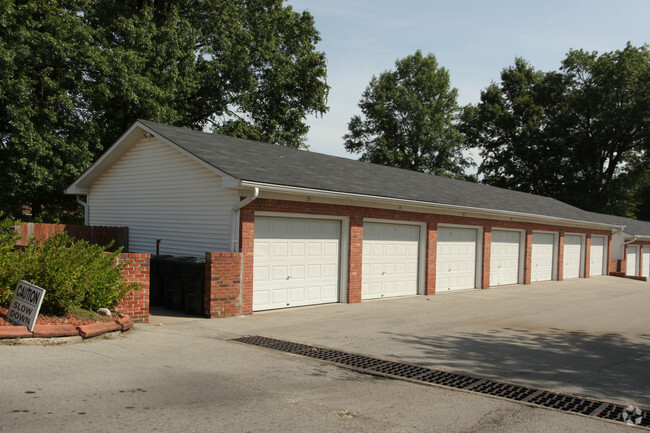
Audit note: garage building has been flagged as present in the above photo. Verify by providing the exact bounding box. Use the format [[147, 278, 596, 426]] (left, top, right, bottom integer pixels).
[[67, 120, 643, 316]]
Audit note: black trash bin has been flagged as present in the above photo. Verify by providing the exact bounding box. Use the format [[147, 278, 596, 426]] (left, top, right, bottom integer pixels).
[[179, 257, 205, 316], [150, 255, 173, 307], [157, 256, 179, 310]]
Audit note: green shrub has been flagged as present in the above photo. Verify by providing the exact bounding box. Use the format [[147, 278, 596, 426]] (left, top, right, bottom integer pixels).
[[0, 216, 21, 305], [0, 222, 140, 315]]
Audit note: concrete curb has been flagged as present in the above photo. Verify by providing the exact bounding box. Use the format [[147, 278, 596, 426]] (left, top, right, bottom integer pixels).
[[77, 321, 122, 338], [33, 324, 79, 338], [0, 314, 134, 344]]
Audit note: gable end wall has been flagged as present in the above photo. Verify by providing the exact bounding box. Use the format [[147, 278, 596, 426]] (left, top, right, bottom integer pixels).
[[88, 137, 237, 257]]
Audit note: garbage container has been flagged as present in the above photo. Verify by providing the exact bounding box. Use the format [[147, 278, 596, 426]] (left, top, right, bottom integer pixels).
[[157, 256, 178, 310], [150, 255, 173, 307], [179, 257, 206, 316]]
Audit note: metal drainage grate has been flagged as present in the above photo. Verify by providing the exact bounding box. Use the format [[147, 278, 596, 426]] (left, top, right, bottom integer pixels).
[[231, 335, 650, 428]]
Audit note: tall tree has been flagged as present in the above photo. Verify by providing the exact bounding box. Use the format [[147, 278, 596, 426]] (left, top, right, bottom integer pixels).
[[344, 50, 472, 178], [87, 0, 329, 150], [462, 44, 650, 217], [0, 0, 329, 221], [0, 0, 100, 221]]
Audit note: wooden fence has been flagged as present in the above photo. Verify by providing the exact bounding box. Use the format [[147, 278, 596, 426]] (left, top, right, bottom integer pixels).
[[15, 223, 129, 252]]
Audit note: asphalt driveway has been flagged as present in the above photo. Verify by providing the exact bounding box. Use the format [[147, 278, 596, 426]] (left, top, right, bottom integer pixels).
[[202, 275, 650, 408], [2, 276, 648, 432]]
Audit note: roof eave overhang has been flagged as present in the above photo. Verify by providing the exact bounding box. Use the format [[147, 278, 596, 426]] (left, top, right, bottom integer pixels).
[[66, 121, 239, 195], [623, 233, 650, 240], [238, 181, 622, 232]]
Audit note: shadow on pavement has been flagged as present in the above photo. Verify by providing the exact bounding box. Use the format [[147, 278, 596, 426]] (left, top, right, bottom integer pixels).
[[380, 328, 650, 408]]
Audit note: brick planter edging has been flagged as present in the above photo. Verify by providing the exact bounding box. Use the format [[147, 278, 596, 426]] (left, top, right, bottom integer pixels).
[[0, 314, 134, 341]]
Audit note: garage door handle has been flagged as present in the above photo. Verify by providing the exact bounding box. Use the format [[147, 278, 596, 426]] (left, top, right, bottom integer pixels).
[[382, 271, 386, 275], [286, 276, 291, 280]]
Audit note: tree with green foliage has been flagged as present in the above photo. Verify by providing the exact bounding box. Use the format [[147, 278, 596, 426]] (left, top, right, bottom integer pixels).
[[344, 50, 472, 179], [0, 0, 329, 221], [462, 43, 650, 217], [86, 0, 329, 150], [0, 0, 100, 221]]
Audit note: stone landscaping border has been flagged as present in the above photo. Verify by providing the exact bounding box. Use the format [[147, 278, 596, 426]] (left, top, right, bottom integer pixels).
[[0, 315, 133, 344]]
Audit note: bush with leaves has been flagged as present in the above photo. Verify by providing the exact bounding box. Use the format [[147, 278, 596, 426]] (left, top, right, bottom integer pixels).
[[0, 224, 139, 315], [0, 216, 21, 305]]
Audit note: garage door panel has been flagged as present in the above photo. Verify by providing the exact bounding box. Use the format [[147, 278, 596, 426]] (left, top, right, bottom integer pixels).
[[254, 217, 341, 311], [290, 265, 305, 279], [436, 227, 478, 291], [323, 264, 337, 277], [589, 236, 605, 276], [362, 222, 420, 300], [290, 243, 305, 256], [563, 235, 582, 279], [531, 233, 555, 282], [490, 230, 521, 286], [642, 252, 649, 278], [627, 246, 639, 276]]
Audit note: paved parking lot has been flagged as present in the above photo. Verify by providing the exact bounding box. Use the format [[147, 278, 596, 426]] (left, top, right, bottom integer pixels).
[[2, 276, 648, 432], [206, 275, 650, 408]]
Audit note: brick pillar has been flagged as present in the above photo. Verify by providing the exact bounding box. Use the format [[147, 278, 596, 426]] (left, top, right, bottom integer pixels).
[[621, 245, 629, 275], [348, 216, 363, 303], [640, 245, 645, 277], [584, 234, 591, 278], [117, 253, 151, 323], [524, 230, 533, 284], [426, 221, 437, 295], [240, 207, 255, 314], [204, 252, 242, 318], [557, 231, 565, 281], [481, 227, 491, 289]]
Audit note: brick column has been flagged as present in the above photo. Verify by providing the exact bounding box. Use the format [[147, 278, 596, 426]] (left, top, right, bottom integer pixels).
[[621, 246, 629, 275], [557, 231, 565, 281], [117, 253, 151, 323], [348, 216, 363, 303], [426, 221, 437, 295], [481, 227, 491, 289], [524, 230, 533, 284], [584, 234, 591, 278], [240, 207, 255, 314], [204, 252, 242, 317]]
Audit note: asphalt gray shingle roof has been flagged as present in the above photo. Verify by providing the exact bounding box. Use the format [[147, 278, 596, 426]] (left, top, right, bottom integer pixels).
[[139, 119, 650, 234], [585, 212, 650, 237]]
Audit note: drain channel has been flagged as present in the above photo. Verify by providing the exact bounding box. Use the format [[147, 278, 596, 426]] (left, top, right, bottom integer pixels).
[[231, 335, 649, 428]]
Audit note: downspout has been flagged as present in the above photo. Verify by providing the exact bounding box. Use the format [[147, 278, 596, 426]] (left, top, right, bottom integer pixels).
[[231, 188, 259, 252], [76, 195, 89, 226]]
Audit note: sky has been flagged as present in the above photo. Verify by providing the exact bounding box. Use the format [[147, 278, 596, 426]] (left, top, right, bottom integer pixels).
[[286, 0, 650, 160]]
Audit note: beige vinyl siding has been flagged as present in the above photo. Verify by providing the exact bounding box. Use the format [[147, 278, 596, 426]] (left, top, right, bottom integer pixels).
[[88, 137, 237, 256]]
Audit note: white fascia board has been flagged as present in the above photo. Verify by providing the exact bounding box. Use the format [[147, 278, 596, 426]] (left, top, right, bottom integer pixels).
[[625, 233, 650, 240], [239, 181, 622, 231], [65, 121, 240, 195]]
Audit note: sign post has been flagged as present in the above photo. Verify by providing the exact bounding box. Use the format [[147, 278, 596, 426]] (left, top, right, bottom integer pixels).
[[8, 281, 46, 332]]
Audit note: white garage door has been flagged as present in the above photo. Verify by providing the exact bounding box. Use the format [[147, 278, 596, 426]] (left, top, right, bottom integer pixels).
[[643, 250, 649, 278], [436, 227, 477, 291], [563, 234, 583, 279], [627, 245, 639, 276], [589, 236, 606, 276], [362, 222, 420, 299], [490, 230, 521, 286], [253, 217, 340, 311], [531, 233, 555, 282]]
